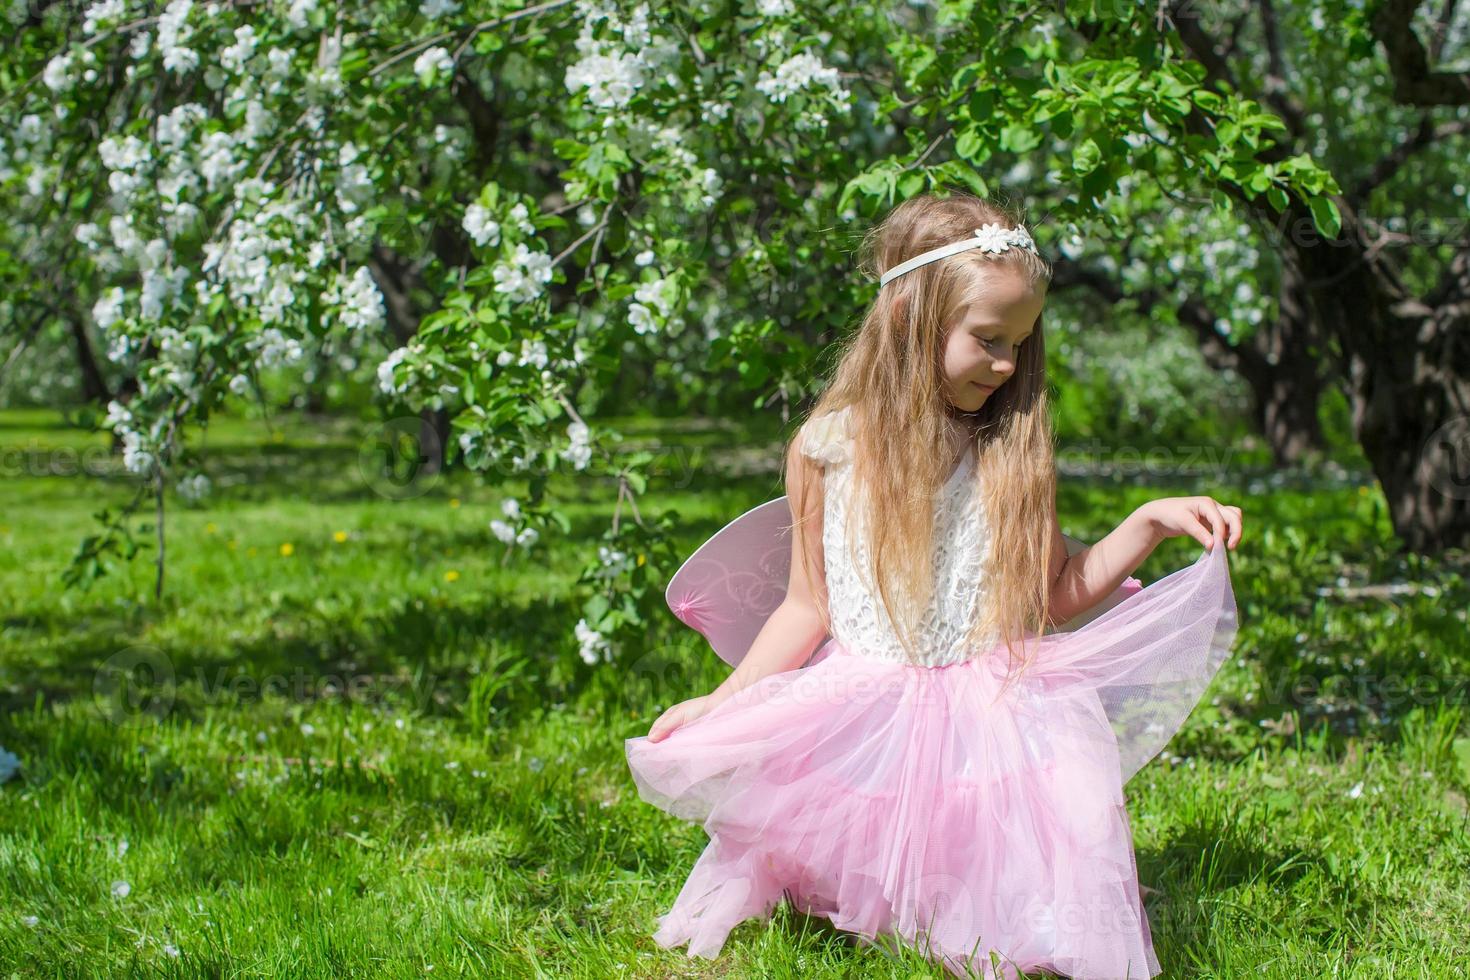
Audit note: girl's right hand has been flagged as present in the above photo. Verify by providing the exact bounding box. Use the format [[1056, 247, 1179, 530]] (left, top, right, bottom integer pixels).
[[646, 694, 717, 743]]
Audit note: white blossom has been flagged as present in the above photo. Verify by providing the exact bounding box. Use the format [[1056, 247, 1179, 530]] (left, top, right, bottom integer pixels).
[[575, 618, 611, 665], [220, 25, 258, 74], [252, 327, 303, 367], [338, 267, 385, 331], [628, 276, 675, 336], [74, 222, 104, 249], [139, 267, 188, 320], [565, 52, 645, 111], [516, 338, 548, 370], [157, 0, 198, 74], [176, 473, 211, 502], [463, 202, 500, 247], [413, 46, 455, 85], [492, 243, 554, 303], [561, 419, 592, 469], [755, 50, 849, 108], [93, 288, 126, 330], [377, 346, 410, 395], [508, 202, 534, 234], [286, 0, 317, 31], [43, 52, 75, 93], [82, 0, 126, 33]]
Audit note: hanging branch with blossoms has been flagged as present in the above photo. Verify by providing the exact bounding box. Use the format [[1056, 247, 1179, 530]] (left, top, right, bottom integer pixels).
[[0, 0, 1338, 666]]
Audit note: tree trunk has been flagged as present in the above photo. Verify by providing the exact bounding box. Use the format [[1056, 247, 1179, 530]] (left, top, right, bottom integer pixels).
[[69, 318, 112, 404], [419, 406, 449, 476], [1244, 251, 1330, 467], [1290, 199, 1470, 552], [1164, 0, 1470, 552], [1051, 259, 1328, 467]]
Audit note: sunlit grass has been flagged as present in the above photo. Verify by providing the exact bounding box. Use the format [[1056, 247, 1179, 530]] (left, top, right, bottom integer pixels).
[[0, 407, 1467, 976]]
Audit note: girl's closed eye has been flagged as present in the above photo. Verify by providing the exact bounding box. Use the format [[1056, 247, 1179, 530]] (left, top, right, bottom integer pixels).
[[977, 335, 1027, 350]]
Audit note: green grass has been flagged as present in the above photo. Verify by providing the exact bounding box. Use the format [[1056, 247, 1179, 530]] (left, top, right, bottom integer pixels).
[[1, 407, 1468, 976]]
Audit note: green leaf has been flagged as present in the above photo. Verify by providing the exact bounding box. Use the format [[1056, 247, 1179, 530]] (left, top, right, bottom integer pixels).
[[1072, 137, 1101, 175], [552, 139, 588, 162], [1000, 121, 1041, 154], [954, 127, 986, 162], [1192, 89, 1223, 112], [465, 265, 497, 287], [483, 318, 511, 345], [1308, 195, 1341, 239], [968, 87, 995, 123]]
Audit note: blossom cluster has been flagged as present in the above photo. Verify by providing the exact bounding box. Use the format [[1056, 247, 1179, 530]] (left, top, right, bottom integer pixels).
[[489, 497, 539, 548]]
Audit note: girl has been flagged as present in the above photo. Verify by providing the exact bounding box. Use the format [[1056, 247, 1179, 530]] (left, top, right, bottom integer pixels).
[[624, 191, 1242, 979]]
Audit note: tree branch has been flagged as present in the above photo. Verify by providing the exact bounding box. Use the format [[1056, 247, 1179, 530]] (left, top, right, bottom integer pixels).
[[1372, 0, 1470, 105], [1354, 116, 1470, 198]]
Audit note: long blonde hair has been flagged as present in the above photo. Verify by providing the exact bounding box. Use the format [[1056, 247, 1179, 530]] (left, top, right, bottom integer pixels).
[[787, 189, 1056, 685]]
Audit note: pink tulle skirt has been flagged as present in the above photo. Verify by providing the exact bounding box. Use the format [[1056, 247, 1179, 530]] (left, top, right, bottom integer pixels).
[[625, 545, 1237, 979]]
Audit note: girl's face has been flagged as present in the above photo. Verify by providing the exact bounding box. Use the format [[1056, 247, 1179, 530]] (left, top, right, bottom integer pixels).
[[941, 271, 1046, 412]]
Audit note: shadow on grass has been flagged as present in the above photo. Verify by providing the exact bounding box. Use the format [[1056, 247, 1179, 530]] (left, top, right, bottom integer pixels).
[[1138, 808, 1338, 976], [0, 588, 584, 724]]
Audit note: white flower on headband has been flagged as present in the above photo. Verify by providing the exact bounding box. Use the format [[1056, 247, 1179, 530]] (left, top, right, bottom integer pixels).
[[878, 221, 1039, 286], [973, 222, 1035, 254]]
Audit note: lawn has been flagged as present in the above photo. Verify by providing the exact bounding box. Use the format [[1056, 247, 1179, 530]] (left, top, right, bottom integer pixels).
[[1, 407, 1467, 976]]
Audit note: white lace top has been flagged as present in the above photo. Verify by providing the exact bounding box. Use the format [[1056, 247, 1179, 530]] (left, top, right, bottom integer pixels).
[[801, 405, 999, 667]]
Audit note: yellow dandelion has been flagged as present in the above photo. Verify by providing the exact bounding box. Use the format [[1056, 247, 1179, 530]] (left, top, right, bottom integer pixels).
[[333, 530, 349, 542], [637, 553, 646, 566], [205, 522, 218, 534], [444, 570, 460, 583], [279, 542, 295, 557], [227, 538, 238, 551], [449, 497, 461, 508]]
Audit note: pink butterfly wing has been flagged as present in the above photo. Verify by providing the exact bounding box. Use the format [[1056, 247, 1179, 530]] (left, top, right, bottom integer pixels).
[[665, 497, 1145, 666]]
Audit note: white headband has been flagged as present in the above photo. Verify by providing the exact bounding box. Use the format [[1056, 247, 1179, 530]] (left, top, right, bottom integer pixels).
[[879, 222, 1039, 287]]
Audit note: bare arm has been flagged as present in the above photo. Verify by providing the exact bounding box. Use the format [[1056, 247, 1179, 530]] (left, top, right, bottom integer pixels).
[[1044, 500, 1163, 629], [704, 430, 830, 709]]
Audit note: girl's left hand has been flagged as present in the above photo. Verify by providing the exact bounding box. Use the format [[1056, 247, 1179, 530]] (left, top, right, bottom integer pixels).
[[1138, 496, 1242, 552]]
